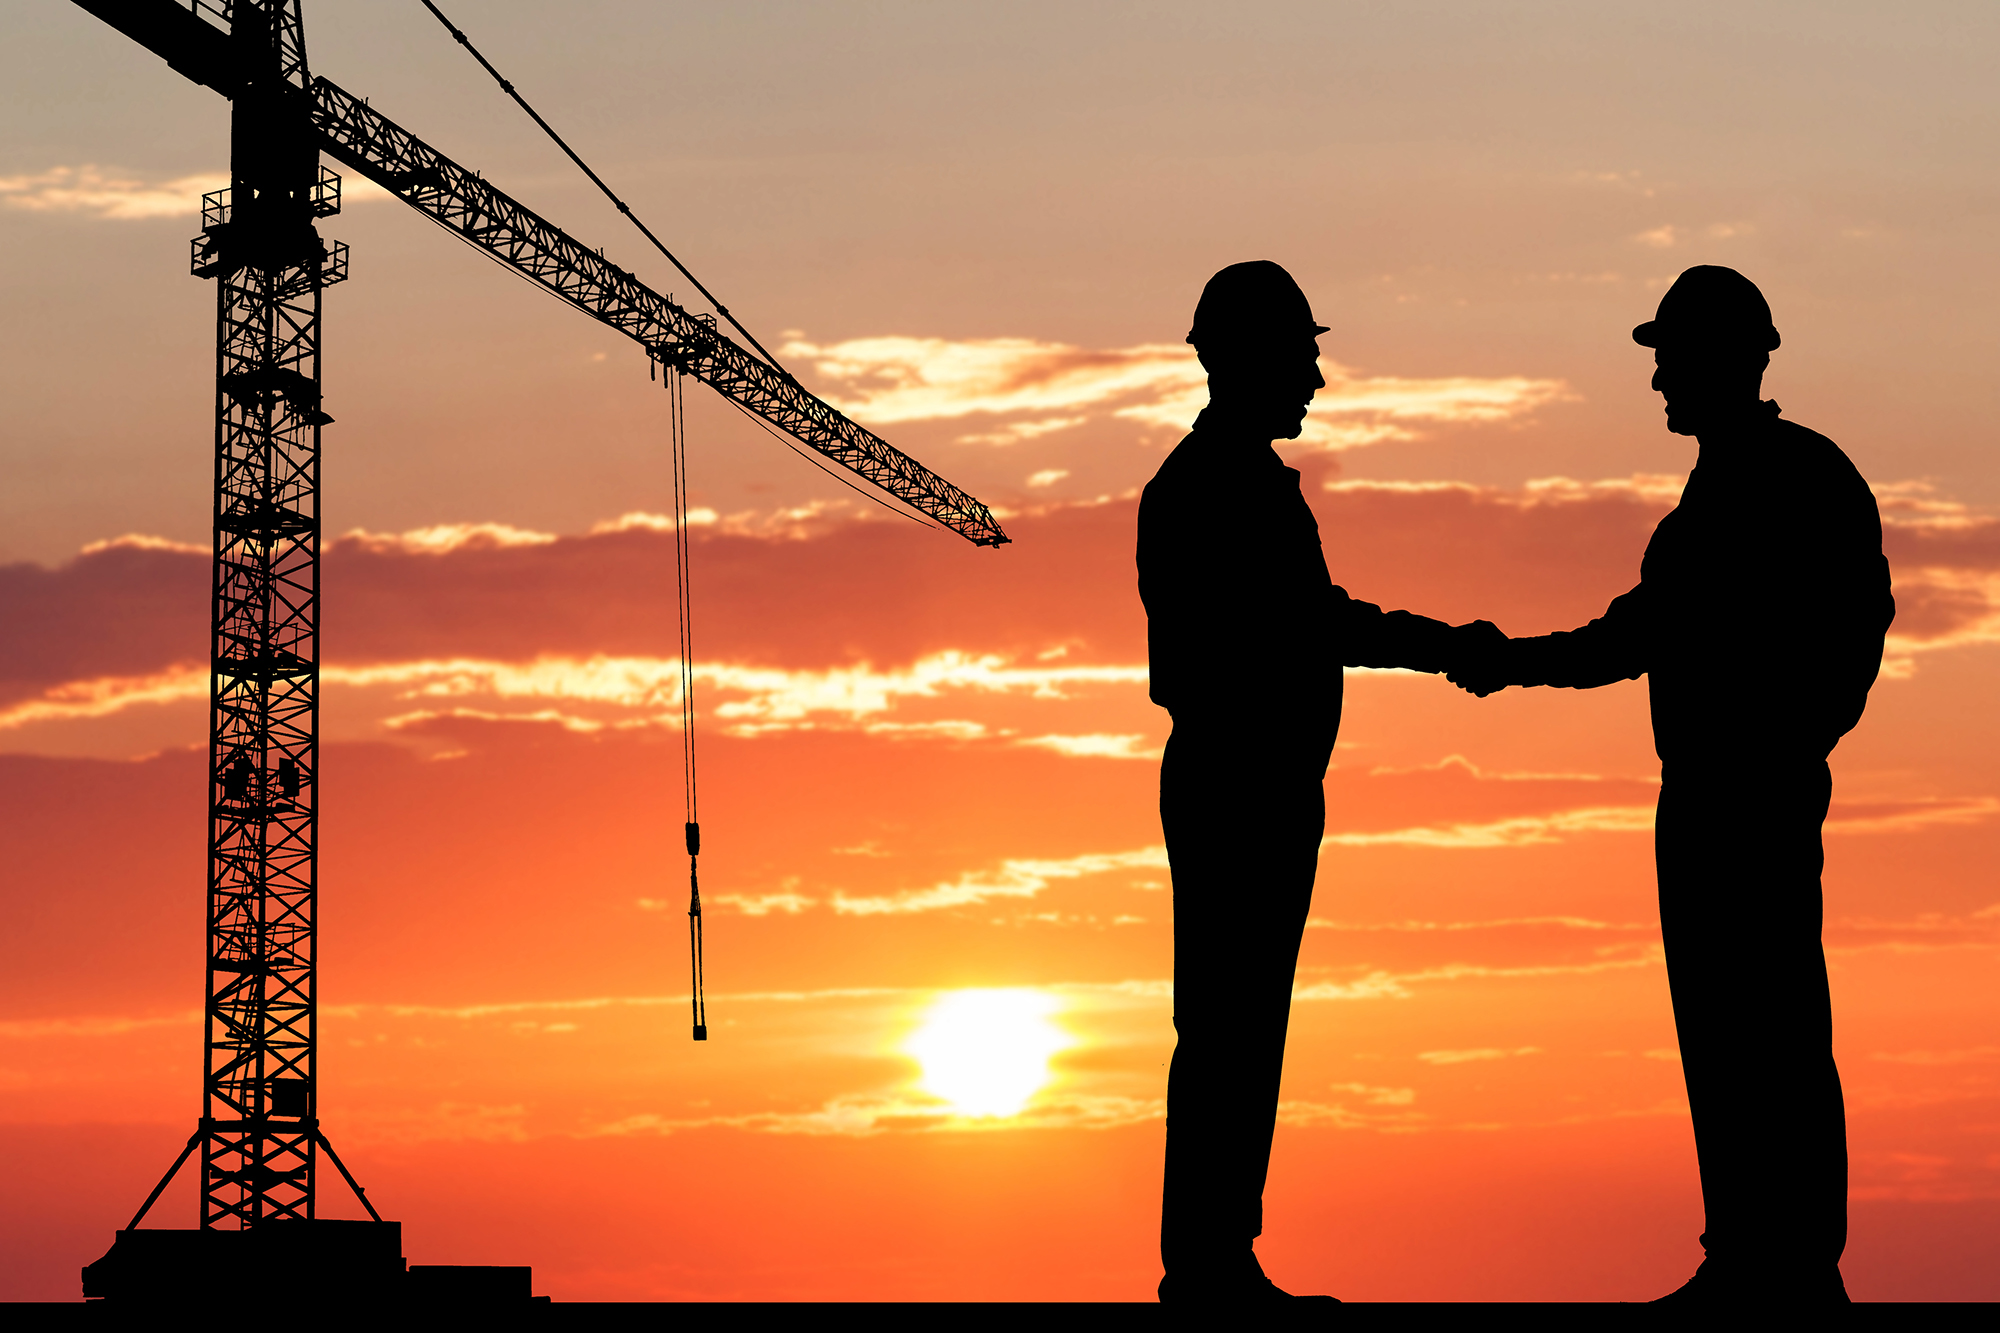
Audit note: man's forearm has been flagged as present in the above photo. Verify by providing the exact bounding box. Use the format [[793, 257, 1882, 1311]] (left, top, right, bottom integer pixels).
[[1342, 607, 1458, 673]]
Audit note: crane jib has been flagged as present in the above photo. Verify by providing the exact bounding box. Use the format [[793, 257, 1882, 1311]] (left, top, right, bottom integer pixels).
[[306, 79, 1007, 547], [64, 0, 1009, 547]]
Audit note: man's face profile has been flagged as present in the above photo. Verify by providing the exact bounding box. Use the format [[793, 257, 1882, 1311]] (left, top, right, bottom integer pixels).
[[1203, 334, 1326, 440], [1650, 346, 1762, 437]]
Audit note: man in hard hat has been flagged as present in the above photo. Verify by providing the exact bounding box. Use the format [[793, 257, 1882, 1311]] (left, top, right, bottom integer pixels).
[[1448, 265, 1894, 1304], [1139, 260, 1499, 1305]]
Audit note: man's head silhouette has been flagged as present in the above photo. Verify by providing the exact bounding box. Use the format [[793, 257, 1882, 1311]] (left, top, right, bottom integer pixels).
[[1189, 261, 1328, 441], [1637, 266, 1779, 437]]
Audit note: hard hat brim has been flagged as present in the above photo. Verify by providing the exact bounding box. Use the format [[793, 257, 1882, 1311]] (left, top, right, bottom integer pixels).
[[1634, 319, 1780, 352]]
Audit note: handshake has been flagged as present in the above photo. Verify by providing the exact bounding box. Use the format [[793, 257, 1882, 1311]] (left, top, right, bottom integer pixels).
[[1441, 619, 1513, 698]]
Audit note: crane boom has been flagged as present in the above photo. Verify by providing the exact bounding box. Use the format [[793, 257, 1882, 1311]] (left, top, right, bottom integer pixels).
[[66, 0, 1010, 546], [306, 79, 1008, 546]]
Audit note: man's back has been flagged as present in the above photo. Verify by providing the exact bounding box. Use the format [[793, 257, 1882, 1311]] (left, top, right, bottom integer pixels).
[[1500, 408, 1893, 761], [1642, 410, 1892, 759]]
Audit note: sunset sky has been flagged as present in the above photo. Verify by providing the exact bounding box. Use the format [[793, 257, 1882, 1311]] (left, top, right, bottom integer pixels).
[[3, 0, 1998, 1303]]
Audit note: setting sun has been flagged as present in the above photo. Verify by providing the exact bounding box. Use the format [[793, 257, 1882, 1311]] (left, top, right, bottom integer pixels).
[[906, 989, 1074, 1118]]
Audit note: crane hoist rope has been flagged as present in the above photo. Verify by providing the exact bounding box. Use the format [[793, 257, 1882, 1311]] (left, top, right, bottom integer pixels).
[[664, 361, 707, 1042]]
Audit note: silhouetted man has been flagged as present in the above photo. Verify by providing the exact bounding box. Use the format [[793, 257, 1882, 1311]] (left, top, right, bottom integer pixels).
[[1450, 266, 1894, 1304], [1139, 261, 1494, 1305]]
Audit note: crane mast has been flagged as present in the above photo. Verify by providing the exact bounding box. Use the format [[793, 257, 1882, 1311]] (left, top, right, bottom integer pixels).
[[196, 0, 343, 1228]]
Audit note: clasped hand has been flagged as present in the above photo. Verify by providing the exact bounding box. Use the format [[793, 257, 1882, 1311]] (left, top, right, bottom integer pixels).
[[1444, 619, 1510, 698]]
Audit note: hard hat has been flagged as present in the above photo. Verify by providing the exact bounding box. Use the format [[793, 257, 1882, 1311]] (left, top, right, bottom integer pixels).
[[1633, 265, 1781, 352], [1187, 260, 1329, 348]]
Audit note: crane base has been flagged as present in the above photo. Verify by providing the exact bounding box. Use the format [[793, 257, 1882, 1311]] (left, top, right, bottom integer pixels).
[[81, 1221, 540, 1305]]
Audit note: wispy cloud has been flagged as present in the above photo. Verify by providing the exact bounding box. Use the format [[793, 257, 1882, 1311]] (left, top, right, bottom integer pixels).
[[831, 846, 1169, 916], [1012, 733, 1161, 761], [1869, 1046, 2000, 1066], [0, 1011, 198, 1040], [0, 164, 388, 220], [1322, 804, 1656, 849], [0, 165, 228, 219], [1417, 1046, 1543, 1065], [0, 650, 1151, 738], [587, 1090, 1165, 1138], [785, 336, 1571, 453], [1294, 951, 1662, 1002], [0, 664, 209, 731], [1826, 795, 2000, 835], [1324, 473, 1686, 507], [341, 522, 560, 555], [1315, 794, 2000, 850], [1307, 915, 1653, 933]]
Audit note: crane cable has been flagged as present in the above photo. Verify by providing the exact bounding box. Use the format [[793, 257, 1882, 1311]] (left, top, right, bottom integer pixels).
[[662, 357, 706, 1042], [415, 0, 789, 374], [416, 0, 955, 542], [417, 0, 712, 1039]]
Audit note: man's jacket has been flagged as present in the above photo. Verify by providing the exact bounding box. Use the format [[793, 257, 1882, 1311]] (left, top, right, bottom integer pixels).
[[1501, 403, 1894, 762], [1138, 409, 1456, 751]]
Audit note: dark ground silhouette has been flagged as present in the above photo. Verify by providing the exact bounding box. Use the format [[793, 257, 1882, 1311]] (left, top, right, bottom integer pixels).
[[1449, 265, 1895, 1304], [1137, 261, 1496, 1305]]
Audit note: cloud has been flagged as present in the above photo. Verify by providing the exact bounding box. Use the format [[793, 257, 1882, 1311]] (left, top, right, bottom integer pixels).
[[1327, 1081, 1418, 1105], [1012, 733, 1160, 760], [1365, 753, 1620, 783], [1275, 1098, 1426, 1129], [1307, 915, 1652, 932], [1026, 469, 1070, 488], [830, 846, 1169, 916], [1325, 473, 1687, 508], [0, 165, 227, 220], [701, 653, 1148, 729], [1293, 951, 1662, 1002], [0, 164, 388, 220], [342, 522, 560, 555], [1322, 804, 1656, 848], [1417, 1046, 1543, 1065], [707, 892, 817, 916], [13, 467, 1997, 750], [1313, 792, 1997, 850], [0, 1011, 197, 1039], [1633, 224, 1678, 248], [1825, 795, 2000, 836], [784, 335, 1571, 452], [0, 663, 207, 731], [588, 1090, 1165, 1138], [1869, 1046, 2000, 1066], [0, 649, 1154, 741], [76, 534, 208, 556]]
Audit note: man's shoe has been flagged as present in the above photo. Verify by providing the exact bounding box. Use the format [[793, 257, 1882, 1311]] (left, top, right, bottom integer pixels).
[[1159, 1265, 1340, 1306], [1653, 1258, 1852, 1305]]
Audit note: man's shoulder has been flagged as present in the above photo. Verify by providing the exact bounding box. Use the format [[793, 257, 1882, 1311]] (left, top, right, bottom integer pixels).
[[1769, 415, 1872, 497]]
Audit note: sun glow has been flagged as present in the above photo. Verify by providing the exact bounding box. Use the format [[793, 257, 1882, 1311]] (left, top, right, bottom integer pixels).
[[906, 988, 1073, 1118]]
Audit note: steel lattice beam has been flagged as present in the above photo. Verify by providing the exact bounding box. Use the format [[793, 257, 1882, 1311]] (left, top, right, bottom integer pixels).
[[306, 79, 1009, 546], [66, 0, 1008, 545], [190, 0, 344, 1228]]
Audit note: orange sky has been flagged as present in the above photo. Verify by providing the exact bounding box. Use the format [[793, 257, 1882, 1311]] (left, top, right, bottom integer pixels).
[[3, 0, 1998, 1304]]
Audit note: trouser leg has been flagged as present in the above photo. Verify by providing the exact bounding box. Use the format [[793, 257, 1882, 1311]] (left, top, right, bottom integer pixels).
[[1656, 760, 1847, 1279], [1158, 728, 1325, 1273]]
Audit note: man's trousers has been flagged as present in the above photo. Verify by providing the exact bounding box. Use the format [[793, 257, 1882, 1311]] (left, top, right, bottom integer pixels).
[[1656, 759, 1847, 1279], [1158, 723, 1329, 1271]]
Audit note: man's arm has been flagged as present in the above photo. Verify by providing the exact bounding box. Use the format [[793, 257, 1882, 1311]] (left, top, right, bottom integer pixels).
[[1450, 583, 1651, 696], [1337, 589, 1502, 674]]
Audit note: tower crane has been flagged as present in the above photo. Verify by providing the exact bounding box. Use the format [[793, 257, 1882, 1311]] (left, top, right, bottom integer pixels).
[[60, 0, 1008, 1301]]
